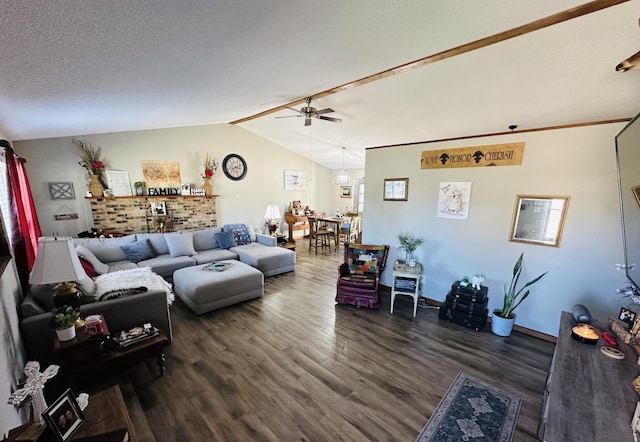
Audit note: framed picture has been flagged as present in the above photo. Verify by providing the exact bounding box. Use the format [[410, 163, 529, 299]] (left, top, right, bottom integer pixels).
[[619, 307, 636, 325], [509, 195, 570, 247], [633, 186, 640, 208], [340, 186, 352, 198], [284, 170, 308, 191], [48, 182, 75, 200], [42, 389, 84, 441], [383, 178, 409, 201], [151, 202, 166, 216]]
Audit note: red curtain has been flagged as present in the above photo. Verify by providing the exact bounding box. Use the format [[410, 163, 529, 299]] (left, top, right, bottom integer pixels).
[[2, 141, 42, 291]]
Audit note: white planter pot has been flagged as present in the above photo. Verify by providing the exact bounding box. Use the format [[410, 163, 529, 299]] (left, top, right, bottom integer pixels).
[[491, 311, 515, 337], [55, 325, 76, 341]]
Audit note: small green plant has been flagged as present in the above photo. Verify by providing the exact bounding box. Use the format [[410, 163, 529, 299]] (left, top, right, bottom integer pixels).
[[396, 233, 424, 262], [133, 181, 144, 188], [50, 305, 79, 329], [498, 253, 547, 319]]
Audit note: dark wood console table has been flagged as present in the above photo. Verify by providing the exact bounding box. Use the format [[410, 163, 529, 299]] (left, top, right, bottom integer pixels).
[[540, 311, 640, 441]]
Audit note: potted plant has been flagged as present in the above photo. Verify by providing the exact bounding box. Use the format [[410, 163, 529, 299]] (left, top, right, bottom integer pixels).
[[396, 233, 424, 266], [50, 305, 79, 341], [133, 181, 145, 196], [492, 253, 547, 336]]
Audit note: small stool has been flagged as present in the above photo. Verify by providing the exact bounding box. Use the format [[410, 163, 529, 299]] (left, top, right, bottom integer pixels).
[[173, 260, 264, 315]]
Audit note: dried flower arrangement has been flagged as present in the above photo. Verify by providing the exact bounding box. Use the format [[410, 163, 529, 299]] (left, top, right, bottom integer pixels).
[[73, 138, 106, 175], [203, 153, 218, 178]]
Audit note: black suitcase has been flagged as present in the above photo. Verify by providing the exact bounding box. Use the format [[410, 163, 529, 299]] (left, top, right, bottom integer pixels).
[[444, 293, 488, 316], [451, 281, 488, 303], [438, 306, 488, 331]]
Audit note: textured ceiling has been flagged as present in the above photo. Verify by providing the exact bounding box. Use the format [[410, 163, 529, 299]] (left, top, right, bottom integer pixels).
[[1, 0, 639, 170]]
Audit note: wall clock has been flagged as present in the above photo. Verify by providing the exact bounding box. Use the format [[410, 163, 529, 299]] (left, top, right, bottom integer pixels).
[[222, 154, 247, 181]]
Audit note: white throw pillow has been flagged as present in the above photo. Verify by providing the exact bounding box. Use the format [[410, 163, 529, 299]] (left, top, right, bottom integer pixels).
[[75, 245, 109, 275]]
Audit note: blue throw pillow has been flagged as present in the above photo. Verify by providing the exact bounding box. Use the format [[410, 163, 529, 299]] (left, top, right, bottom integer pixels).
[[215, 231, 237, 249], [223, 223, 252, 245], [119, 239, 156, 263]]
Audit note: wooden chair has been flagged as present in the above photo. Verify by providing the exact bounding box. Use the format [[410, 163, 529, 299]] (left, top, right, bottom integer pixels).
[[309, 217, 335, 254], [339, 216, 360, 245]]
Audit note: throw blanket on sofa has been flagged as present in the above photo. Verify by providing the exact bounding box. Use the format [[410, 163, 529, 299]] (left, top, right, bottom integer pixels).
[[93, 267, 174, 305]]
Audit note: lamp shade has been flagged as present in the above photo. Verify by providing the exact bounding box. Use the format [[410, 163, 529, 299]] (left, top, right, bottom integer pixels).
[[264, 204, 281, 220], [29, 237, 86, 285]]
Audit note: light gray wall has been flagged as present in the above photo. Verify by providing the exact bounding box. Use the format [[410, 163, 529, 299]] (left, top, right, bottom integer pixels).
[[14, 123, 335, 237], [364, 123, 627, 337]]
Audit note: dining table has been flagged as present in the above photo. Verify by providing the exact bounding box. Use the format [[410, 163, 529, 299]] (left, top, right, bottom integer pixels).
[[309, 216, 349, 252]]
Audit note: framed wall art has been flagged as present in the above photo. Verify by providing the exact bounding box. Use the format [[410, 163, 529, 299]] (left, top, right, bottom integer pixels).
[[48, 182, 75, 200], [340, 186, 352, 198], [383, 178, 408, 201], [284, 170, 308, 191]]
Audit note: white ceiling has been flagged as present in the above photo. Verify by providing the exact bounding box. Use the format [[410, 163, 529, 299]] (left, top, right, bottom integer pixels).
[[1, 1, 639, 170]]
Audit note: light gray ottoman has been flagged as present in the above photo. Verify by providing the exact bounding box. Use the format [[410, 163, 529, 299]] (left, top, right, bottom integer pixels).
[[173, 260, 264, 315]]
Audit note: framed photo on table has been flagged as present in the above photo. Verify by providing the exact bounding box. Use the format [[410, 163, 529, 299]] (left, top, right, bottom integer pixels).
[[619, 307, 636, 325], [42, 389, 84, 441]]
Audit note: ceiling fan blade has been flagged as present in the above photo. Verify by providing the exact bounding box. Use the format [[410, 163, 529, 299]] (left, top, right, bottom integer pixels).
[[275, 115, 304, 119], [284, 106, 303, 115], [315, 108, 334, 115], [317, 115, 342, 123], [305, 117, 312, 126]]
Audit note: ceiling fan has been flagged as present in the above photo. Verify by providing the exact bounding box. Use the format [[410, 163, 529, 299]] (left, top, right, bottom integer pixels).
[[276, 97, 342, 126]]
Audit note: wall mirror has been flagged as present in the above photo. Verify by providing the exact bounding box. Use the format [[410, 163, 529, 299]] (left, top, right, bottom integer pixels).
[[509, 195, 570, 247]]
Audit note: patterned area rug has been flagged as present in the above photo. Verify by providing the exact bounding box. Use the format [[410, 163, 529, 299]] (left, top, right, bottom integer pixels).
[[415, 372, 521, 442]]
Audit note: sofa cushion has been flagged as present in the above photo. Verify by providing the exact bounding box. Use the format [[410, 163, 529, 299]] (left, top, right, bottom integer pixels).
[[165, 232, 197, 257], [223, 223, 252, 245], [120, 239, 156, 263], [193, 228, 222, 251], [191, 248, 239, 265], [137, 254, 196, 279], [215, 231, 237, 249], [136, 233, 170, 255], [75, 245, 110, 275], [74, 235, 136, 263]]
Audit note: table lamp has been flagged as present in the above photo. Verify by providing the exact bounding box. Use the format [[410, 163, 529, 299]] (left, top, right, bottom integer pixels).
[[29, 236, 86, 311], [264, 204, 281, 236]]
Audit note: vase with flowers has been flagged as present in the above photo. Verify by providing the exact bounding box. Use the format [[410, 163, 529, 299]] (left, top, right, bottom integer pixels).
[[74, 138, 107, 197], [202, 153, 218, 196]]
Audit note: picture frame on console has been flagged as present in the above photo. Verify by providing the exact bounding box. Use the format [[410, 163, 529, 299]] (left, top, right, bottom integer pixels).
[[42, 389, 84, 441], [619, 307, 636, 325]]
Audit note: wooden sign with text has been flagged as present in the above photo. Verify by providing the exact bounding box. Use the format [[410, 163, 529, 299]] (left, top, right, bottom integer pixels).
[[421, 142, 525, 169]]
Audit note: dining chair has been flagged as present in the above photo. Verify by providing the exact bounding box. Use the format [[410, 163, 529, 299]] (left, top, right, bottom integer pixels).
[[309, 217, 335, 254], [339, 216, 360, 245]]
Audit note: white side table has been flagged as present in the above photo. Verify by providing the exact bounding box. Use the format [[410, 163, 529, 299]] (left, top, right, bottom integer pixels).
[[391, 262, 422, 317]]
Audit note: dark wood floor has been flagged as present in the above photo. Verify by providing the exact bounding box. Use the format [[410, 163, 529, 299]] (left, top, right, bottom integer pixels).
[[88, 243, 555, 441]]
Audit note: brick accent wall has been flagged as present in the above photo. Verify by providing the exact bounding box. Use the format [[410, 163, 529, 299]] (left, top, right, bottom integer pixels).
[[89, 196, 218, 234]]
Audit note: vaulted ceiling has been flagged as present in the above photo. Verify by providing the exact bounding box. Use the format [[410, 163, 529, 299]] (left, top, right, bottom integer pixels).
[[1, 0, 639, 170]]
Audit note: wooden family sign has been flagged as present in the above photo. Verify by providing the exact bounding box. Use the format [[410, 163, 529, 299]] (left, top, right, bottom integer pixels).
[[421, 142, 525, 169]]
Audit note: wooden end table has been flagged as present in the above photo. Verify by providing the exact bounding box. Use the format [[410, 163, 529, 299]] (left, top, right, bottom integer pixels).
[[53, 319, 168, 387], [6, 385, 137, 441]]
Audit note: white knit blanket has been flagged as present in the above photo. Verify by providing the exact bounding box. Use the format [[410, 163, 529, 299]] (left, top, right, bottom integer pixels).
[[93, 267, 174, 304]]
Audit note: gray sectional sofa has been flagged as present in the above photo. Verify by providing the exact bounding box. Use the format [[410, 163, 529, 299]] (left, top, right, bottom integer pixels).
[[73, 224, 296, 279]]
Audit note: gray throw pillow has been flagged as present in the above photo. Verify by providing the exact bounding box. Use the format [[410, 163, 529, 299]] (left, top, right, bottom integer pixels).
[[215, 231, 237, 249], [165, 232, 197, 257], [120, 239, 156, 263]]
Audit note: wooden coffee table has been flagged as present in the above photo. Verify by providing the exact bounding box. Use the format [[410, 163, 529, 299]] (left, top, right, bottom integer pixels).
[[53, 320, 168, 386]]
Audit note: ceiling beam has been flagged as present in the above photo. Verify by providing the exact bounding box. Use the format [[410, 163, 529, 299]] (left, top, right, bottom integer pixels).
[[230, 0, 629, 125]]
